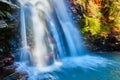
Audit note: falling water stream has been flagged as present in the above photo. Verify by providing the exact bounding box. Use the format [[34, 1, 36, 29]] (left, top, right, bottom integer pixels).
[[18, 0, 86, 68], [15, 0, 120, 80]]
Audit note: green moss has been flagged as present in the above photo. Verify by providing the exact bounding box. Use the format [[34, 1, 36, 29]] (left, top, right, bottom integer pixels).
[[101, 25, 111, 32], [81, 16, 101, 35], [97, 12, 102, 18], [0, 10, 11, 17], [75, 0, 120, 38]]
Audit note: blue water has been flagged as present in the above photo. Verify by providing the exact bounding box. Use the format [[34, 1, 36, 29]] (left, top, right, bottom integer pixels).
[[36, 54, 120, 80], [16, 53, 120, 80], [16, 0, 120, 80]]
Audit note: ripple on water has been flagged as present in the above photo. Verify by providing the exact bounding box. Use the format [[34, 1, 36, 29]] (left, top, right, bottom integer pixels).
[[16, 55, 120, 80]]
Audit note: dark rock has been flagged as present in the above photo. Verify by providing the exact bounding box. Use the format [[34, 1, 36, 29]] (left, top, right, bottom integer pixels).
[[86, 35, 120, 52], [0, 61, 4, 68], [0, 68, 15, 80], [3, 71, 28, 80], [0, 0, 19, 12], [0, 1, 28, 80], [0, 20, 8, 28], [0, 0, 20, 70], [0, 64, 28, 80]]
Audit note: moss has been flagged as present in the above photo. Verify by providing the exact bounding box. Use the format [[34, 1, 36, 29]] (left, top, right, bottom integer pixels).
[[101, 25, 111, 32], [74, 0, 120, 38], [81, 16, 101, 35], [72, 0, 120, 51]]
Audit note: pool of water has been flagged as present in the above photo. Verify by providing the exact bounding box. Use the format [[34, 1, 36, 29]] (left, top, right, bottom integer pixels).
[[17, 52, 120, 80]]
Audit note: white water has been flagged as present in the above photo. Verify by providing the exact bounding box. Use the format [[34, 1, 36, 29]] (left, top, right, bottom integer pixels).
[[16, 55, 116, 80], [20, 6, 27, 48], [31, 5, 48, 67], [16, 0, 118, 80], [19, 0, 56, 68], [19, 5, 32, 63], [18, 0, 87, 67], [52, 0, 87, 56]]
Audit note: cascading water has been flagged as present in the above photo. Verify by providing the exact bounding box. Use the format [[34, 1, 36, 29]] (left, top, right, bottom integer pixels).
[[19, 0, 57, 67], [52, 0, 86, 56], [20, 6, 27, 48], [16, 0, 117, 80], [30, 4, 50, 67], [18, 0, 88, 70], [18, 0, 86, 67], [19, 5, 31, 63]]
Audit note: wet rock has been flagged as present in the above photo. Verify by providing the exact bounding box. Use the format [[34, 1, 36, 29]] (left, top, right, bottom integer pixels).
[[86, 35, 120, 52], [0, 0, 19, 12], [3, 71, 28, 80], [0, 68, 15, 80], [0, 20, 8, 28], [0, 0, 20, 72], [0, 1, 27, 80], [0, 64, 28, 80], [3, 57, 14, 67], [0, 0, 20, 22], [0, 61, 4, 68]]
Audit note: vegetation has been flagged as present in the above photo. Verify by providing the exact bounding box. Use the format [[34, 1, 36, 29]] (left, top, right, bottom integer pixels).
[[69, 0, 120, 51], [73, 0, 119, 36]]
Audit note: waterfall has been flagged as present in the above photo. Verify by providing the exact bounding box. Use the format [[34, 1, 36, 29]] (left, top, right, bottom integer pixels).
[[19, 1, 56, 68], [14, 1, 117, 80], [20, 6, 27, 48], [18, 0, 86, 68], [52, 0, 86, 56], [19, 5, 30, 63], [30, 5, 50, 67]]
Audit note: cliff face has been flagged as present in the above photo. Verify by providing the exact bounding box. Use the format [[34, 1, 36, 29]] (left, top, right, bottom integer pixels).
[[0, 0, 20, 67]]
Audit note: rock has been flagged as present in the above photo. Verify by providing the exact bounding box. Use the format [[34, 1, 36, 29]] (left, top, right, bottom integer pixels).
[[3, 57, 14, 67], [0, 20, 8, 28], [0, 0, 20, 69], [0, 0, 19, 12], [110, 27, 120, 42], [0, 68, 15, 80], [0, 1, 25, 80], [0, 0, 20, 22], [0, 0, 20, 5], [0, 64, 28, 80], [3, 71, 28, 80], [0, 61, 4, 68]]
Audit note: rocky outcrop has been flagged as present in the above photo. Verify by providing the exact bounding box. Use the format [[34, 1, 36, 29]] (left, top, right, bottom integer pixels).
[[0, 20, 8, 28], [0, 0, 21, 78], [0, 0, 27, 79], [0, 0, 19, 62], [85, 34, 120, 52], [0, 67, 28, 80]]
